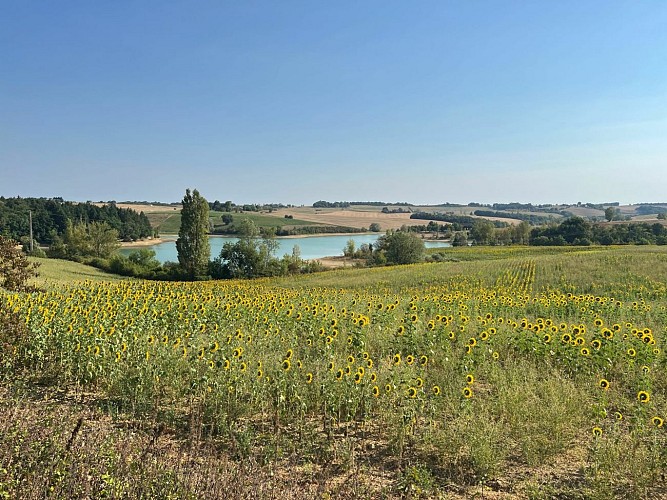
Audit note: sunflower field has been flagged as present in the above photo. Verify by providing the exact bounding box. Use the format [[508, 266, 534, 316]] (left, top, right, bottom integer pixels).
[[1, 246, 666, 498]]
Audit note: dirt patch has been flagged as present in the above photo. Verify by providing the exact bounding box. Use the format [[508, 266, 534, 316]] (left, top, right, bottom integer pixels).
[[314, 256, 365, 269], [120, 236, 175, 248]]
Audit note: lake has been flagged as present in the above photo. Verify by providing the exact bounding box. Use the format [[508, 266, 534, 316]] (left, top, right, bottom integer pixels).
[[119, 234, 451, 263]]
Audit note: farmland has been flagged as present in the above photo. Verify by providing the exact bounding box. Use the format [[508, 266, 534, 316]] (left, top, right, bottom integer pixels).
[[2, 246, 667, 498]]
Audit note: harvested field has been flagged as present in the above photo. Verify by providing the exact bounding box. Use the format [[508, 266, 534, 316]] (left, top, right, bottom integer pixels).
[[267, 207, 416, 230]]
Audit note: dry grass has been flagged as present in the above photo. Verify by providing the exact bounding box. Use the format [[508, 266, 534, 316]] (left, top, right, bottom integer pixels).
[[269, 207, 416, 230]]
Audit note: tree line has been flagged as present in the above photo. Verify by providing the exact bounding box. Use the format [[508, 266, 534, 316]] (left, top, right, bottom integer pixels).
[[0, 197, 153, 245], [472, 210, 557, 225], [410, 211, 509, 230], [312, 200, 411, 208], [529, 217, 667, 246], [458, 217, 667, 246]]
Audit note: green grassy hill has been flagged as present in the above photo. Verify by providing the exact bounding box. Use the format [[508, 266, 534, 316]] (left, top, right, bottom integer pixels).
[[28, 257, 130, 287]]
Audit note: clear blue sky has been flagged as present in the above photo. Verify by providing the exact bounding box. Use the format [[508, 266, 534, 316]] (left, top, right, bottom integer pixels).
[[2, 1, 666, 205]]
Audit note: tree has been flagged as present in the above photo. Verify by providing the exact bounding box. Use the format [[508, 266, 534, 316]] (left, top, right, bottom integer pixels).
[[605, 207, 619, 222], [176, 189, 210, 280], [369, 223, 381, 232], [377, 231, 425, 265], [470, 219, 495, 245], [658, 212, 666, 220], [512, 221, 531, 245], [214, 219, 281, 279], [0, 236, 40, 292], [87, 221, 120, 258], [221, 214, 233, 225], [451, 232, 468, 247], [343, 239, 356, 257]]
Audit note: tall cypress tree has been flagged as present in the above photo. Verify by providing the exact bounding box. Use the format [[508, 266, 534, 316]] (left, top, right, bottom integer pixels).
[[176, 188, 210, 279]]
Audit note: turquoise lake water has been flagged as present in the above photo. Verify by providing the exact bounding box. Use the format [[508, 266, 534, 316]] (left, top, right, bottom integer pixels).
[[119, 234, 451, 263]]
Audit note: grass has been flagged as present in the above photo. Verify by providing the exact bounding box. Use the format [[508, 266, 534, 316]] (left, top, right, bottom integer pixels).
[[3, 244, 667, 498], [28, 257, 130, 287], [151, 210, 323, 235]]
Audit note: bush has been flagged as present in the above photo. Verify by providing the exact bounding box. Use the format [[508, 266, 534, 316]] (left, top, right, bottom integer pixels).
[[0, 236, 40, 292]]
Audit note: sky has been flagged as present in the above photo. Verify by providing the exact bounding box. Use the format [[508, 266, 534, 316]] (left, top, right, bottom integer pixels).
[[1, 1, 666, 206]]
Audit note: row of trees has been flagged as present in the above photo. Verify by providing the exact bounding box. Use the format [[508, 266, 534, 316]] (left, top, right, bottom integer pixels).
[[530, 218, 667, 246], [459, 217, 667, 246], [0, 197, 153, 246]]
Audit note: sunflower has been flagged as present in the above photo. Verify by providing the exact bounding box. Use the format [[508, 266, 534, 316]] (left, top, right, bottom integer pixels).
[[393, 353, 401, 365], [627, 348, 636, 358], [282, 359, 291, 371], [637, 391, 650, 403], [354, 372, 363, 384], [306, 372, 313, 384], [432, 385, 441, 396], [599, 379, 610, 390], [385, 383, 393, 393], [347, 355, 355, 364], [407, 387, 418, 398], [327, 361, 335, 371], [592, 427, 603, 438], [415, 377, 424, 388], [462, 387, 473, 398], [614, 411, 623, 420], [372, 386, 380, 397], [397, 325, 405, 335], [651, 416, 664, 428], [466, 374, 474, 385], [406, 355, 415, 365], [335, 369, 344, 381], [492, 351, 500, 360]]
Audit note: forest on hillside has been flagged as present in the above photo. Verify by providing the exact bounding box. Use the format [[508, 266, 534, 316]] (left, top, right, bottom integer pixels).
[[0, 197, 153, 244]]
